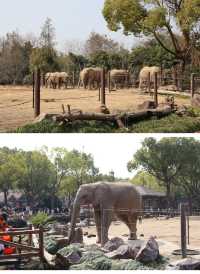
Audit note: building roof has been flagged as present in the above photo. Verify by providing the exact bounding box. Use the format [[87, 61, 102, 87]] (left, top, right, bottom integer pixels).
[[135, 185, 166, 197]]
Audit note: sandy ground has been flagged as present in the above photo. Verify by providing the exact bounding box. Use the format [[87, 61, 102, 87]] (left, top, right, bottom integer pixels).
[[83, 217, 200, 255], [0, 85, 190, 132]]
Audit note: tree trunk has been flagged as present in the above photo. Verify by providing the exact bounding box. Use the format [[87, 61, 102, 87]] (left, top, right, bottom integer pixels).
[[3, 190, 8, 207], [166, 184, 171, 208]]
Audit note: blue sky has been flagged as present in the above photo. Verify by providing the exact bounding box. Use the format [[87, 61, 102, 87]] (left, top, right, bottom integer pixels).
[[1, 0, 136, 51]]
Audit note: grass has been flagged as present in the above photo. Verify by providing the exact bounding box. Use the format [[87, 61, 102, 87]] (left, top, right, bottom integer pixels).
[[14, 107, 200, 133]]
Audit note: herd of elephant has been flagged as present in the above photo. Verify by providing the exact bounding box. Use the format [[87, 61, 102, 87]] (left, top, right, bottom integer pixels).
[[45, 66, 161, 91]]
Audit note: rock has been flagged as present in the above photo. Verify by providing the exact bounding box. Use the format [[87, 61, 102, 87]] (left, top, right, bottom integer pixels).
[[136, 236, 159, 263], [168, 258, 200, 270], [71, 249, 112, 270], [55, 250, 81, 269], [104, 237, 125, 252], [191, 95, 200, 108], [137, 100, 156, 110], [106, 244, 137, 260], [44, 237, 59, 255], [71, 228, 83, 244]]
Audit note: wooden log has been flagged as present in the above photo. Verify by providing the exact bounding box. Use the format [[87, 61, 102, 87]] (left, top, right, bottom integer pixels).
[[180, 203, 187, 258], [34, 68, 41, 118]]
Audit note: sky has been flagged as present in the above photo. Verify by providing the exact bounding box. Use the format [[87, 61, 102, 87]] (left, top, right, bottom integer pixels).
[[0, 134, 145, 179], [1, 0, 137, 51], [0, 134, 195, 179]]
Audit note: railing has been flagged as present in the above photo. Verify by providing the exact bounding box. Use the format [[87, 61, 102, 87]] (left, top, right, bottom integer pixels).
[[0, 225, 44, 262]]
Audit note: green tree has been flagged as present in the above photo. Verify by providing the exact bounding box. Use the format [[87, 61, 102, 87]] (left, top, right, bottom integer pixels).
[[14, 150, 54, 207], [103, 0, 200, 70], [127, 138, 196, 206], [0, 147, 19, 206]]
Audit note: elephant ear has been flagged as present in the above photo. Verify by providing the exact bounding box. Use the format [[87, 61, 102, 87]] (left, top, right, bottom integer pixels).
[[93, 183, 111, 207]]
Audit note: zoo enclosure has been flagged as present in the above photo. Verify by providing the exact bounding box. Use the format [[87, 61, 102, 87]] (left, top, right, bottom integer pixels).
[[0, 225, 44, 264]]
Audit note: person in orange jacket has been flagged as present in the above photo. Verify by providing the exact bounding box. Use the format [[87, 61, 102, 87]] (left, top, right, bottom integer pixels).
[[0, 216, 15, 255]]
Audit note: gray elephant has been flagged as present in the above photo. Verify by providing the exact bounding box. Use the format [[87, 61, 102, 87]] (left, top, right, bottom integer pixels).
[[139, 66, 161, 90], [110, 69, 129, 89], [79, 67, 102, 90], [68, 182, 142, 246]]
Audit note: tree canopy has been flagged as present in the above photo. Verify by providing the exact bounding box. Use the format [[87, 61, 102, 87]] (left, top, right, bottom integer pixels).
[[103, 0, 200, 67]]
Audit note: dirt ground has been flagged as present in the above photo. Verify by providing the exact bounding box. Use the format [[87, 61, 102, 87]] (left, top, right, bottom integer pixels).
[[83, 217, 200, 252], [0, 85, 191, 132]]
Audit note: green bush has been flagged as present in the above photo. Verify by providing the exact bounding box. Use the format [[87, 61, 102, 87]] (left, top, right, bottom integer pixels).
[[30, 212, 50, 226]]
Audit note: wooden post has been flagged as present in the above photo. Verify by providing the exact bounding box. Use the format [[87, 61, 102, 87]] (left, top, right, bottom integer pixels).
[[32, 72, 35, 108], [39, 226, 44, 261], [180, 203, 187, 258], [101, 68, 106, 105], [72, 71, 75, 89], [34, 69, 41, 118], [154, 72, 158, 107], [148, 72, 151, 94], [28, 224, 32, 246], [108, 71, 111, 93], [191, 73, 195, 98]]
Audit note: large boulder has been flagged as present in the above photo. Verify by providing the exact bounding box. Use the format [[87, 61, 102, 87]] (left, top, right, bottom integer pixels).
[[106, 244, 138, 260], [136, 237, 159, 263], [168, 258, 200, 270], [70, 249, 112, 270], [104, 237, 125, 252]]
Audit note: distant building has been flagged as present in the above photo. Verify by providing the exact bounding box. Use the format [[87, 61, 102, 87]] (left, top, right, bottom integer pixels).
[[135, 185, 167, 210]]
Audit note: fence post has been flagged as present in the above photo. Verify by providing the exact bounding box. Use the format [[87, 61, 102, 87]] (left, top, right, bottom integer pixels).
[[191, 73, 195, 98], [154, 72, 158, 107], [39, 225, 44, 261], [34, 69, 41, 118], [180, 203, 187, 258], [101, 68, 106, 105], [28, 224, 33, 246], [32, 72, 35, 108], [148, 72, 151, 94], [108, 71, 111, 93]]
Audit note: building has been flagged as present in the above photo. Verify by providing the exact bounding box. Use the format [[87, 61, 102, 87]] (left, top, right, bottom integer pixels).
[[135, 185, 167, 210]]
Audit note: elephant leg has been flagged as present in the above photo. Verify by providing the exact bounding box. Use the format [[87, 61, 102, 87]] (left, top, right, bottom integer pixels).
[[127, 214, 138, 240], [94, 206, 101, 244], [117, 213, 137, 240], [101, 207, 113, 246]]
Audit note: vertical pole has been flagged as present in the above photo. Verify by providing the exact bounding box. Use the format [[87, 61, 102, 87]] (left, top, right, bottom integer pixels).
[[101, 68, 106, 105], [32, 72, 35, 109], [148, 72, 151, 94], [28, 224, 32, 246], [191, 73, 195, 98], [180, 203, 187, 258], [34, 69, 41, 118], [108, 71, 111, 93], [187, 205, 190, 245], [72, 71, 75, 89], [154, 72, 158, 107], [39, 225, 44, 261]]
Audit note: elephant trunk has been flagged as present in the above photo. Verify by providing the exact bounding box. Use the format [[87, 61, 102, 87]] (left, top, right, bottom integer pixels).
[[68, 198, 80, 244]]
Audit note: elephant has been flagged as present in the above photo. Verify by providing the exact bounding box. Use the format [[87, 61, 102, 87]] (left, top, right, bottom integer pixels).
[[78, 67, 102, 90], [68, 182, 142, 246], [139, 66, 161, 90], [45, 72, 69, 89], [110, 69, 129, 89]]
